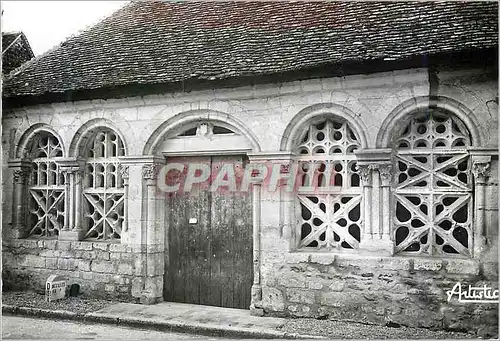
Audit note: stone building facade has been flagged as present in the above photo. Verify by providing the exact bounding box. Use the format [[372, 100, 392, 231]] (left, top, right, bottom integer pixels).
[[2, 1, 498, 336]]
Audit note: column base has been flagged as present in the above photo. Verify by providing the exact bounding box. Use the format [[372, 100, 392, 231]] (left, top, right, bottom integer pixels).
[[13, 227, 27, 239], [58, 229, 85, 241], [250, 306, 265, 316], [473, 235, 486, 258], [359, 238, 394, 255], [139, 291, 162, 305]]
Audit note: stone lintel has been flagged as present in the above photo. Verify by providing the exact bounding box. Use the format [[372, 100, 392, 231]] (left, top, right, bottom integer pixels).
[[467, 147, 498, 157], [354, 148, 392, 164], [162, 149, 252, 157], [119, 155, 166, 165], [58, 158, 86, 171], [247, 151, 295, 163]]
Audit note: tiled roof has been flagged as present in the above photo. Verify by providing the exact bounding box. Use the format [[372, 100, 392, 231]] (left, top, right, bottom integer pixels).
[[2, 32, 34, 75], [2, 1, 498, 99]]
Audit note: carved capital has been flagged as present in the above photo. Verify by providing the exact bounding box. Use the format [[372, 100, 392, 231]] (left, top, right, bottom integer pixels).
[[142, 164, 160, 180], [13, 168, 31, 185], [356, 164, 374, 186], [280, 164, 291, 174], [119, 165, 130, 180], [378, 164, 393, 187], [472, 162, 491, 183]]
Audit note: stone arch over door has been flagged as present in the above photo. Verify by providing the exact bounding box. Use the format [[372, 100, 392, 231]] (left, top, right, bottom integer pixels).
[[143, 109, 261, 155], [145, 109, 260, 309]]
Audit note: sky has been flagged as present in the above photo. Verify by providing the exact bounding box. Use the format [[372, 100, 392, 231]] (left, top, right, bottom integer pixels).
[[1, 1, 129, 56]]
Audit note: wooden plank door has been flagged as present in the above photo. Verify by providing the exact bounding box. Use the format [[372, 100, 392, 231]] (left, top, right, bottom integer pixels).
[[164, 155, 253, 309]]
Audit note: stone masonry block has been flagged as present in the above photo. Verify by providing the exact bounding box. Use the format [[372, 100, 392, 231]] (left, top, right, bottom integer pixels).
[[118, 263, 134, 275], [45, 257, 57, 269], [286, 288, 315, 304], [132, 277, 143, 297], [308, 280, 323, 290], [59, 251, 76, 259], [414, 259, 443, 272], [277, 273, 306, 288], [20, 255, 45, 268], [81, 272, 93, 280], [320, 291, 366, 307], [93, 243, 109, 251], [39, 249, 59, 258], [58, 241, 71, 251], [75, 259, 91, 272], [109, 243, 128, 253], [105, 284, 115, 292], [71, 241, 93, 251], [57, 258, 75, 270], [285, 253, 310, 264], [93, 273, 113, 283], [95, 251, 111, 261], [446, 259, 480, 275], [20, 240, 38, 249], [120, 252, 134, 261], [75, 251, 94, 260], [262, 286, 285, 311], [91, 260, 115, 273], [44, 240, 58, 250], [310, 254, 335, 265]]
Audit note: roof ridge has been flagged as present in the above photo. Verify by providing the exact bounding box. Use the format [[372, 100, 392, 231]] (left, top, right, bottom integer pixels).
[[5, 1, 132, 81]]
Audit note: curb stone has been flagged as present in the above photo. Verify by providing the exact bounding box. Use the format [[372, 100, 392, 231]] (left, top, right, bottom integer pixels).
[[2, 305, 326, 339]]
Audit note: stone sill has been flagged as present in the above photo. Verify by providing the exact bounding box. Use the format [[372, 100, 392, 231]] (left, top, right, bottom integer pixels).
[[284, 252, 481, 275]]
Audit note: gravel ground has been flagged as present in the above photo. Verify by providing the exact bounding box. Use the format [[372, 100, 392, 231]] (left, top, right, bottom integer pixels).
[[279, 318, 476, 339], [2, 291, 115, 314]]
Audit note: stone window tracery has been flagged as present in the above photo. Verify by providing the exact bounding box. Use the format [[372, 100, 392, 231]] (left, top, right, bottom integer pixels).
[[27, 132, 65, 237], [392, 111, 473, 257], [83, 129, 125, 240], [294, 118, 362, 250]]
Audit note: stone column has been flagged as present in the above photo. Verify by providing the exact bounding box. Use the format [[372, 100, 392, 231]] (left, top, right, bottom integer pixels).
[[119, 165, 130, 233], [59, 158, 86, 240], [246, 151, 294, 315], [379, 164, 393, 242], [471, 156, 491, 258], [250, 182, 263, 315], [141, 161, 165, 305], [355, 149, 393, 255], [8, 160, 32, 239], [357, 164, 373, 243]]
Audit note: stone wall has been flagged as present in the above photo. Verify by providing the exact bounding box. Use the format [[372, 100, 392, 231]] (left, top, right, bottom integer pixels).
[[1, 66, 498, 334], [2, 239, 142, 301], [259, 254, 498, 335]]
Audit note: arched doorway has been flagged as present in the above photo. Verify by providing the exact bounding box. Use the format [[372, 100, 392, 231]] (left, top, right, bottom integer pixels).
[[156, 119, 257, 309]]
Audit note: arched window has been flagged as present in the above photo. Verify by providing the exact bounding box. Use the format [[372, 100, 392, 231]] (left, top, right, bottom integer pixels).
[[294, 118, 362, 250], [27, 132, 65, 237], [83, 129, 125, 240], [392, 110, 473, 257]]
